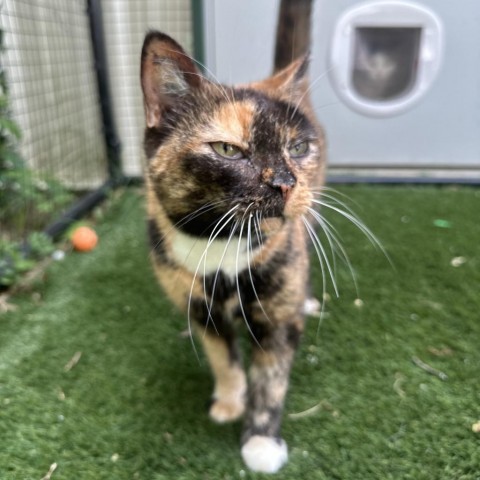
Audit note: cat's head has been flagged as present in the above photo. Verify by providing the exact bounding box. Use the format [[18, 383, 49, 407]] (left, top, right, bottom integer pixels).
[[141, 31, 325, 237]]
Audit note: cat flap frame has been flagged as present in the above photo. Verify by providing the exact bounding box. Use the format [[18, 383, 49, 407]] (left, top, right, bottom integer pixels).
[[329, 0, 443, 117]]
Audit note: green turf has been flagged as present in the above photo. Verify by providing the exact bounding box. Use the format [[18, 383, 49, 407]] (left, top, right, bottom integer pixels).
[[1, 185, 479, 479]]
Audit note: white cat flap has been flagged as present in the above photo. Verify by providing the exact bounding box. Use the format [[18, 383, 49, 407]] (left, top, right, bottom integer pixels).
[[329, 0, 443, 117]]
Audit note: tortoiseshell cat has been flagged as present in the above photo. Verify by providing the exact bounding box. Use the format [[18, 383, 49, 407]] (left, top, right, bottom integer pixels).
[[140, 0, 324, 473]]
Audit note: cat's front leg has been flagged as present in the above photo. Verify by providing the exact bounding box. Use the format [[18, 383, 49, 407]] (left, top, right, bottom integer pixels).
[[199, 329, 247, 423], [192, 305, 247, 423], [241, 319, 302, 473]]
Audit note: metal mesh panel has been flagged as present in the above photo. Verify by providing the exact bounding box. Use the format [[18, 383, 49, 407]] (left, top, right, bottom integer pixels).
[[0, 0, 194, 245], [1, 0, 108, 190], [102, 0, 194, 177]]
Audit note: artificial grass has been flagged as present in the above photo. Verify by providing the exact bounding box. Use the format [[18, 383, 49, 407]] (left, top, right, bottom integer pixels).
[[1, 185, 479, 479]]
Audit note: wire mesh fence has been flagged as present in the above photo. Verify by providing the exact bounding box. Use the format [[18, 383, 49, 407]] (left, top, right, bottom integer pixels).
[[0, 0, 196, 286], [1, 0, 107, 243], [102, 0, 194, 178], [4, 3, 106, 187]]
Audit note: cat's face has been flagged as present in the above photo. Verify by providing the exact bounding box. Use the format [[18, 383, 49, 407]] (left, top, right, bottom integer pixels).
[[142, 32, 325, 237]]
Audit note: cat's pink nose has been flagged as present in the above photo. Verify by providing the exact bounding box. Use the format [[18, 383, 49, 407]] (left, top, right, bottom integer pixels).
[[279, 184, 293, 203]]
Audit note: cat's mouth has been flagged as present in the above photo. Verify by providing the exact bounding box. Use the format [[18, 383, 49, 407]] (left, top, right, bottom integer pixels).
[[168, 186, 310, 240]]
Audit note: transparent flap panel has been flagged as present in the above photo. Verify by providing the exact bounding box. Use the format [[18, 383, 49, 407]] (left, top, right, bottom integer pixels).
[[352, 27, 421, 101]]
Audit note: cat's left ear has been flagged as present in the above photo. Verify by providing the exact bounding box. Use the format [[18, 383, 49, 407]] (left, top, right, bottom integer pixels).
[[141, 31, 200, 128], [257, 55, 310, 104]]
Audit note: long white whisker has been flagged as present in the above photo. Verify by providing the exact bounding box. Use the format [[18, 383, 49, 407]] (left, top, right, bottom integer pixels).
[[205, 218, 241, 333], [196, 206, 241, 329], [311, 199, 389, 261], [302, 216, 330, 336], [236, 208, 263, 349], [311, 190, 362, 219], [149, 199, 228, 263], [186, 206, 240, 358], [307, 207, 359, 296], [254, 210, 265, 250], [246, 212, 271, 323], [290, 67, 334, 120], [303, 216, 339, 297]]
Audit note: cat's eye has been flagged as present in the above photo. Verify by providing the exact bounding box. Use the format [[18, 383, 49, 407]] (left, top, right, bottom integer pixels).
[[288, 141, 309, 158], [210, 142, 244, 160]]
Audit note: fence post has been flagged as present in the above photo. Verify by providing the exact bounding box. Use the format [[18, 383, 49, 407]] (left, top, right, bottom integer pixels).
[[191, 0, 205, 71], [86, 0, 123, 185]]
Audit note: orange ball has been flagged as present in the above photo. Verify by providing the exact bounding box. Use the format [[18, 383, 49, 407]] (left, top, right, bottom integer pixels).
[[71, 226, 98, 252]]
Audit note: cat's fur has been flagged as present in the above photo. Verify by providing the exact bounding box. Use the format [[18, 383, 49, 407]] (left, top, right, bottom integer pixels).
[[140, 0, 323, 473]]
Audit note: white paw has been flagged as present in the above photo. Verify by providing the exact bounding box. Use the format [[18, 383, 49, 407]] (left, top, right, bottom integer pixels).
[[241, 435, 288, 473], [304, 296, 321, 315]]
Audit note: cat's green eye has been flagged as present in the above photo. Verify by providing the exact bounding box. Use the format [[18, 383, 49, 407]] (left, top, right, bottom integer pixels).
[[210, 142, 244, 160], [289, 141, 309, 158]]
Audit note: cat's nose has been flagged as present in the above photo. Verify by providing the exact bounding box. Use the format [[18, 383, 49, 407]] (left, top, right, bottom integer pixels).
[[269, 172, 296, 202], [279, 184, 293, 202]]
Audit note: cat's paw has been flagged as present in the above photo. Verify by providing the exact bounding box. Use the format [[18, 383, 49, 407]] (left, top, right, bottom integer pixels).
[[304, 296, 321, 315], [241, 435, 288, 473], [209, 397, 245, 423]]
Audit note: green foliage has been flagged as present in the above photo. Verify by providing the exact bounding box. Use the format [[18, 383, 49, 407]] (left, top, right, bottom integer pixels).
[[0, 240, 35, 287], [0, 232, 54, 287], [0, 25, 72, 240], [0, 26, 70, 287], [28, 231, 55, 259]]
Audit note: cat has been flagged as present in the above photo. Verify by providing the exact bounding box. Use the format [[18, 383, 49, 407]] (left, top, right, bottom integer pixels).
[[140, 0, 324, 473]]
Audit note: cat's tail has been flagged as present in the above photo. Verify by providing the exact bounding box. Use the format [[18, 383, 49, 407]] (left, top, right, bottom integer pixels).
[[273, 0, 314, 73]]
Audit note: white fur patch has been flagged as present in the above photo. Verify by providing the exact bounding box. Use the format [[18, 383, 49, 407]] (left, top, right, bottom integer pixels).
[[171, 229, 255, 278], [303, 296, 321, 315], [241, 435, 288, 473]]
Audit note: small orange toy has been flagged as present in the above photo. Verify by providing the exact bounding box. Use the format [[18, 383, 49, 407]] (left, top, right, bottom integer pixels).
[[71, 226, 98, 252]]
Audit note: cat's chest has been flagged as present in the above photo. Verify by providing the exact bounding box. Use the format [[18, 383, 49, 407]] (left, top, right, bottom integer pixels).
[[170, 228, 257, 278]]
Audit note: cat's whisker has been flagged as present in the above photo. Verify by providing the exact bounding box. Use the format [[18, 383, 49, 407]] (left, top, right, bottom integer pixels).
[[313, 100, 341, 114], [185, 206, 240, 350], [235, 207, 263, 350], [311, 186, 387, 236], [150, 199, 228, 258], [307, 207, 359, 296], [172, 200, 238, 267], [149, 201, 228, 293], [311, 188, 361, 217], [311, 198, 390, 263], [307, 207, 339, 279], [202, 214, 241, 335], [194, 206, 241, 331], [308, 206, 344, 262], [302, 216, 339, 297], [207, 218, 241, 321], [301, 216, 330, 332], [254, 210, 265, 250], [289, 67, 334, 121], [246, 211, 272, 324]]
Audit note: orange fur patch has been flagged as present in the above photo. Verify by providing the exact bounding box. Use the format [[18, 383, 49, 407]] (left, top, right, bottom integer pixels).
[[206, 101, 255, 147]]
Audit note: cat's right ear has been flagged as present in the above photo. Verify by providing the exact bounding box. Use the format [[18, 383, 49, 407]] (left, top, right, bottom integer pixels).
[[141, 31, 200, 128]]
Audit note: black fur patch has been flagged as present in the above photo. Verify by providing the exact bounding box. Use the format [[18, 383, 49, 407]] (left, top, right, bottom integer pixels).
[[144, 123, 174, 160], [242, 406, 283, 440], [190, 298, 241, 364], [147, 219, 170, 265]]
